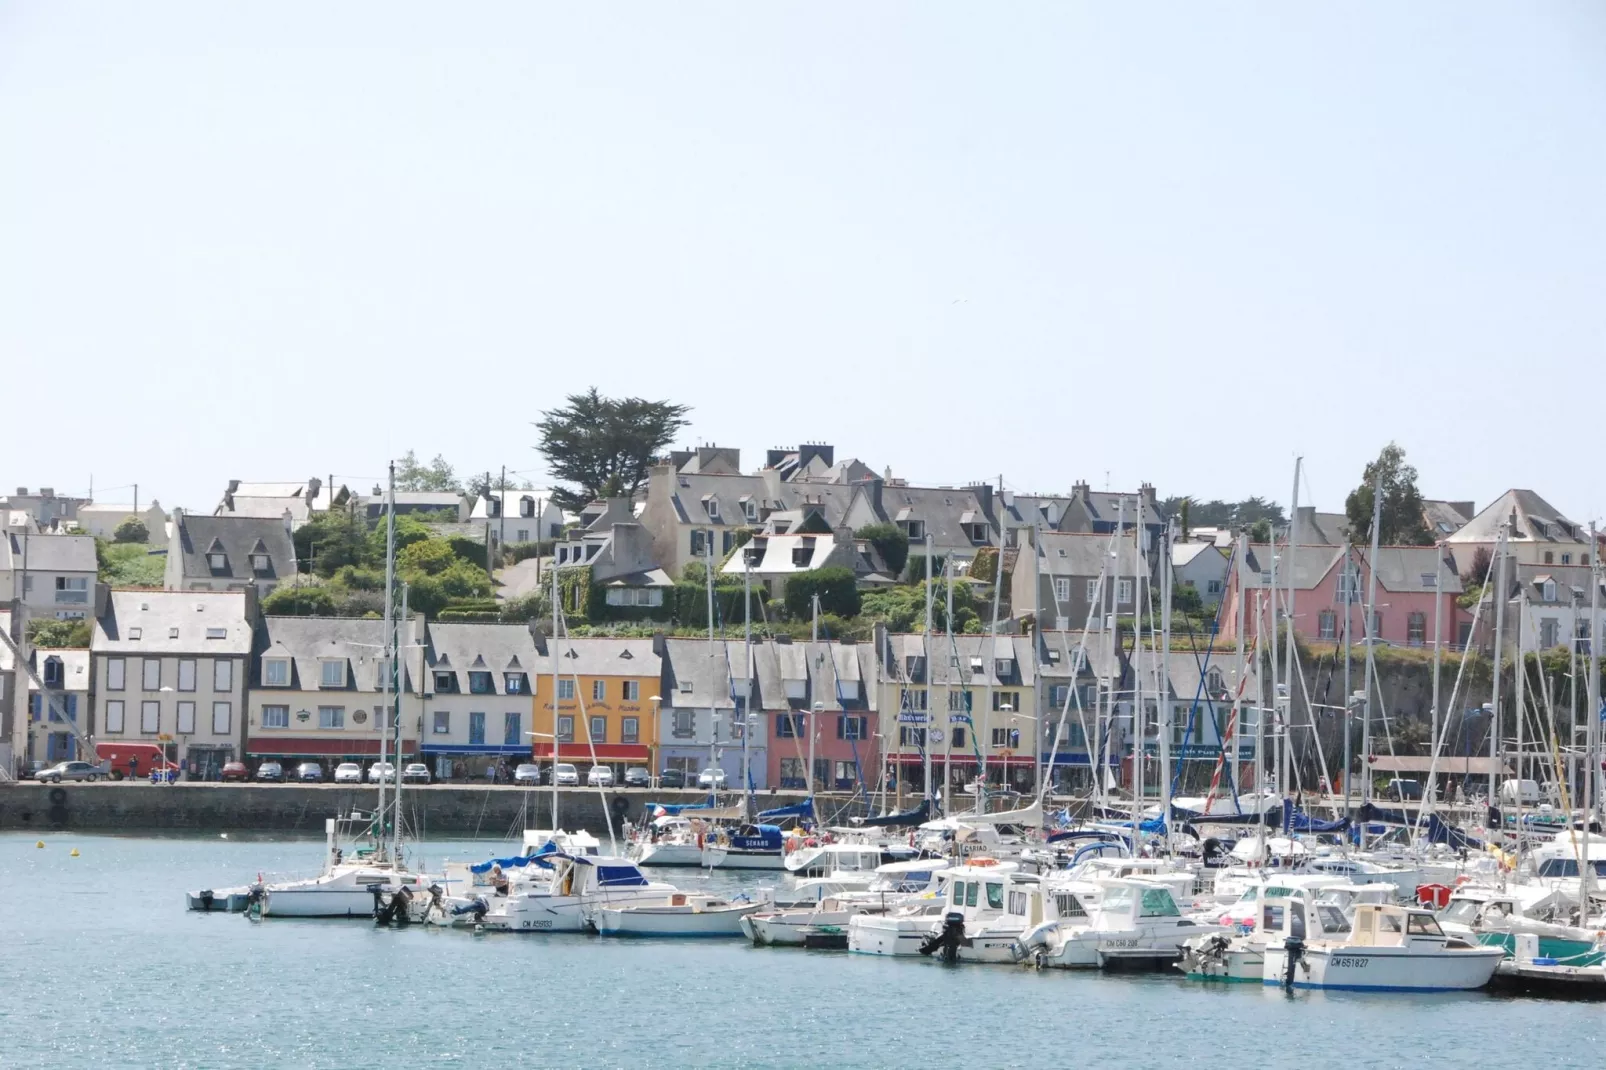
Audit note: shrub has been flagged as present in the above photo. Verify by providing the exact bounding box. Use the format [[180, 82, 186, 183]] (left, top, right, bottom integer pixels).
[[855, 523, 909, 577], [27, 618, 91, 647], [112, 516, 148, 544], [784, 567, 861, 619], [260, 584, 339, 616], [504, 540, 555, 565]]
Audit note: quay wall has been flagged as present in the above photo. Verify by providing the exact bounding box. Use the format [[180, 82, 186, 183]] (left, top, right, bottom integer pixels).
[[0, 784, 850, 836]]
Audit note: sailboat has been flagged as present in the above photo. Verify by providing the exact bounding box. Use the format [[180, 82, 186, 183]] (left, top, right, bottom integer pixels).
[[250, 463, 433, 920]]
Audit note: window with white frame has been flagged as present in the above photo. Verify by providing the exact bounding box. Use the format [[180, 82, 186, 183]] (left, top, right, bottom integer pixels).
[[557, 715, 575, 742], [1207, 579, 1222, 594], [264, 658, 290, 687], [1117, 579, 1133, 605], [901, 688, 928, 712], [250, 554, 271, 574], [558, 679, 576, 701], [504, 673, 526, 694], [261, 705, 289, 729], [1318, 610, 1336, 639], [1053, 577, 1071, 602], [590, 715, 606, 743], [592, 679, 606, 702], [177, 701, 196, 734], [433, 710, 450, 734], [140, 701, 159, 733], [105, 700, 125, 733], [622, 716, 639, 743], [208, 551, 227, 571], [1085, 579, 1099, 601], [107, 658, 125, 691], [318, 706, 344, 729], [623, 680, 640, 701], [214, 659, 233, 692], [673, 709, 695, 738], [1543, 581, 1558, 602], [212, 702, 231, 735], [178, 659, 196, 692], [320, 659, 345, 688], [142, 658, 161, 691]]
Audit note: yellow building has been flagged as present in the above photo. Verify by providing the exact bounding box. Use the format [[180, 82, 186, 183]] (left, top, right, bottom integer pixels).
[[531, 636, 662, 774]]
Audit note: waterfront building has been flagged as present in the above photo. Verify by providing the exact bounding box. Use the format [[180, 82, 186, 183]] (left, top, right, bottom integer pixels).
[[165, 510, 297, 596], [0, 531, 98, 620], [420, 621, 539, 781], [244, 614, 425, 773], [752, 638, 879, 793], [531, 635, 662, 781], [25, 647, 91, 763], [658, 636, 766, 788], [91, 589, 255, 778], [875, 631, 1038, 799]]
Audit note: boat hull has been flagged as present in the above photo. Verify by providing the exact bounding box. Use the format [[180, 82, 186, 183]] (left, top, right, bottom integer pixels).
[[187, 887, 251, 913], [701, 847, 785, 870], [1263, 944, 1505, 991], [631, 843, 705, 868], [848, 912, 943, 957], [597, 903, 760, 937], [262, 888, 382, 918]]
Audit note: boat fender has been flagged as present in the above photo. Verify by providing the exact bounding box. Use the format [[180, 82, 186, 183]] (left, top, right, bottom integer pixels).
[[48, 787, 67, 805]]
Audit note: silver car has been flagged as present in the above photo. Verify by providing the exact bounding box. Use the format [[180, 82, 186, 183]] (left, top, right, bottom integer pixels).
[[37, 761, 103, 784]]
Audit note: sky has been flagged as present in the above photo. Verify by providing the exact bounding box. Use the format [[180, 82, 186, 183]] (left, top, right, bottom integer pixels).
[[3, 3, 1604, 523]]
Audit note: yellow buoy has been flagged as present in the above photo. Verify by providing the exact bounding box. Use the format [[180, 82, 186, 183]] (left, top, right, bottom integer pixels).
[[35, 841, 44, 849], [70, 848, 80, 857]]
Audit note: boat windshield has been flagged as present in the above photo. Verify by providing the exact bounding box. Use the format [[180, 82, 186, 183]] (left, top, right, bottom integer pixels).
[[1139, 888, 1179, 918], [1101, 886, 1134, 917], [1407, 913, 1445, 938], [1536, 858, 1606, 878], [1316, 905, 1350, 934], [1439, 899, 1484, 924], [986, 883, 1004, 910]]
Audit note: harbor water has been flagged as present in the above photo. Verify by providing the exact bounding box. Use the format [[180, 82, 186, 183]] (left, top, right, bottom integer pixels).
[[2, 831, 1599, 1069]]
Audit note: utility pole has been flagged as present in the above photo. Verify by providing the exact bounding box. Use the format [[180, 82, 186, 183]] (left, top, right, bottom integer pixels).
[[499, 465, 507, 554]]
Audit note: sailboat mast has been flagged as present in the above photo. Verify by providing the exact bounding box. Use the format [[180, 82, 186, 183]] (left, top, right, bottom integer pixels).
[[1130, 500, 1144, 848], [944, 558, 955, 812], [1489, 524, 1508, 807], [1584, 523, 1600, 894], [742, 550, 752, 819], [551, 556, 561, 833], [1361, 468, 1383, 805], [705, 542, 716, 792], [1233, 532, 1246, 806], [1432, 545, 1445, 800], [391, 581, 409, 864], [1159, 517, 1174, 851], [982, 529, 1003, 817], [922, 535, 934, 810], [1283, 458, 1301, 808], [377, 460, 395, 859], [810, 594, 818, 805], [1513, 589, 1528, 851]]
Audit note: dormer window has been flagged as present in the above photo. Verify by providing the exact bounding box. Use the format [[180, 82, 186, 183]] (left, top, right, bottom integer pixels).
[[995, 658, 1015, 678], [705, 497, 721, 521], [264, 658, 291, 686], [969, 657, 984, 675], [1543, 580, 1557, 602], [519, 496, 535, 518], [434, 671, 456, 692], [905, 520, 926, 540], [505, 672, 526, 694], [468, 671, 494, 695], [743, 499, 757, 522], [251, 554, 271, 574], [208, 552, 228, 572], [320, 659, 346, 688], [128, 627, 143, 640]]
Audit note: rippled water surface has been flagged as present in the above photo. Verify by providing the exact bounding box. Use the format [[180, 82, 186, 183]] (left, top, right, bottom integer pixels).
[[1, 831, 1599, 1068]]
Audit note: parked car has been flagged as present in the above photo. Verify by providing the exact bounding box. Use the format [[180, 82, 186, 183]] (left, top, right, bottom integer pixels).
[[697, 767, 727, 789], [553, 762, 579, 786], [368, 762, 397, 783], [1386, 778, 1423, 800], [658, 768, 687, 789], [220, 761, 249, 782], [401, 763, 431, 784], [623, 767, 650, 788], [514, 763, 542, 786], [37, 761, 103, 784], [334, 762, 363, 784], [587, 765, 615, 787], [295, 762, 324, 782], [256, 761, 285, 783], [26, 760, 52, 780]]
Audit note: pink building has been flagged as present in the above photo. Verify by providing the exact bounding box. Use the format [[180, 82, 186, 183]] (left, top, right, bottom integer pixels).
[[1220, 543, 1470, 650]]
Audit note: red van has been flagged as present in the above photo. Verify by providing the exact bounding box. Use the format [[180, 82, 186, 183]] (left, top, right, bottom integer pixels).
[[95, 742, 178, 780]]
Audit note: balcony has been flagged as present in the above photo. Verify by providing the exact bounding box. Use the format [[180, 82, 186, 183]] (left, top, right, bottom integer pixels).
[[54, 589, 88, 605]]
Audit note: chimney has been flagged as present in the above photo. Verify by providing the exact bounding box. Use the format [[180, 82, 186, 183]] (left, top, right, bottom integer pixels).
[[652, 630, 667, 658], [1071, 480, 1090, 500], [306, 476, 322, 503], [1451, 501, 1474, 522], [14, 487, 26, 496], [797, 443, 834, 470], [1139, 482, 1156, 513], [966, 483, 995, 523], [40, 487, 54, 498], [855, 476, 884, 519]]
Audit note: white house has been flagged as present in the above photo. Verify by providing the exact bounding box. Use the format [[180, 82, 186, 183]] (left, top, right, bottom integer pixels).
[[0, 532, 99, 619], [75, 501, 168, 542]]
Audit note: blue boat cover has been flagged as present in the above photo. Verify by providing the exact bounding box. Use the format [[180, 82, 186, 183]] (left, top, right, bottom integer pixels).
[[647, 801, 716, 816], [757, 798, 815, 822], [855, 799, 930, 828]]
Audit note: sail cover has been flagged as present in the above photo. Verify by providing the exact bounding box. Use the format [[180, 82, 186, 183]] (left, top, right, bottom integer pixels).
[[757, 798, 815, 822], [853, 799, 931, 828]]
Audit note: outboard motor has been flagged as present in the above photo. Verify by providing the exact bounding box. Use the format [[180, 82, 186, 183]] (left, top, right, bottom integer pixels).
[[1014, 920, 1059, 966], [244, 884, 266, 920], [1281, 934, 1305, 989], [197, 889, 216, 912], [919, 911, 967, 965]]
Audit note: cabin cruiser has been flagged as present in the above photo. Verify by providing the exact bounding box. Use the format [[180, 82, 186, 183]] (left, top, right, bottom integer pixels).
[[784, 840, 897, 879], [1261, 898, 1504, 991], [1022, 878, 1225, 969], [1437, 883, 1604, 966], [441, 853, 679, 932], [1051, 857, 1202, 911], [741, 860, 949, 946], [596, 892, 764, 937], [1523, 831, 1606, 895], [1181, 878, 1357, 982], [917, 863, 1045, 965]]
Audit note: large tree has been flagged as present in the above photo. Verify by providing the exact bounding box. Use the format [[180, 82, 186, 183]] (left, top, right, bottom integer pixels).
[[1345, 442, 1433, 546], [535, 388, 690, 511], [395, 450, 461, 493]]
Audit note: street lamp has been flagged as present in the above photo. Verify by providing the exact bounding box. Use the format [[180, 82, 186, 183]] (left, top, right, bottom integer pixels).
[[649, 696, 662, 787]]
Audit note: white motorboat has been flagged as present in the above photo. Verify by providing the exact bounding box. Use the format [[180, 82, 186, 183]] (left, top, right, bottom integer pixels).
[[1438, 882, 1604, 966], [1022, 878, 1226, 970], [442, 852, 679, 932], [1181, 878, 1352, 982], [784, 840, 889, 878], [742, 860, 949, 946], [1262, 899, 1504, 991], [186, 886, 253, 913], [917, 862, 1040, 965], [596, 892, 763, 937]]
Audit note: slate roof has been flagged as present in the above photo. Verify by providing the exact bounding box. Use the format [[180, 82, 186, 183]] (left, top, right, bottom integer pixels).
[[172, 513, 296, 585], [93, 591, 254, 654], [541, 635, 662, 680], [254, 615, 414, 692], [1447, 489, 1587, 546], [425, 622, 540, 694], [0, 532, 97, 573], [1033, 532, 1145, 577]]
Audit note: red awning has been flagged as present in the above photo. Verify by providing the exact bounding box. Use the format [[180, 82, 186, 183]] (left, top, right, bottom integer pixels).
[[888, 754, 1036, 766], [532, 743, 650, 761], [246, 737, 419, 758]]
